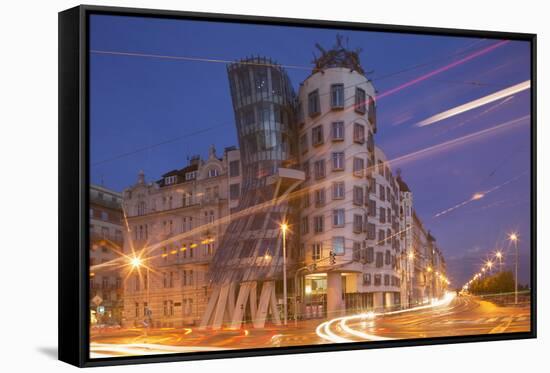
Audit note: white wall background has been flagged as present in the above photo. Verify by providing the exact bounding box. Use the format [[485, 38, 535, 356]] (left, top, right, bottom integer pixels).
[[0, 0, 547, 370]]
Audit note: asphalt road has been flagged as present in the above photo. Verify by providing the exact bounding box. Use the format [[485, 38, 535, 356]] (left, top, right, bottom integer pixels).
[[90, 294, 530, 358]]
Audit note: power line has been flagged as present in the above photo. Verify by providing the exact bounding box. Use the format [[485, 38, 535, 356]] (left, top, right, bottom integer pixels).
[[92, 123, 233, 167]]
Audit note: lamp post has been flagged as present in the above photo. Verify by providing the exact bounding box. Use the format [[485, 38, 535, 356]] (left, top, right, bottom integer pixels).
[[509, 233, 519, 304], [280, 223, 288, 326], [495, 251, 503, 272]]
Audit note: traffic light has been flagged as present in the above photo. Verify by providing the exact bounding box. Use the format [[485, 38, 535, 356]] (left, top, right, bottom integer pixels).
[[329, 250, 336, 265]]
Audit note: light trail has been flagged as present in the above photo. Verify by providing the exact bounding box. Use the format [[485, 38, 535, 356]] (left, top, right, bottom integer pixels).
[[376, 40, 509, 101], [433, 171, 528, 218], [316, 292, 456, 343], [90, 342, 231, 358], [417, 80, 530, 127]]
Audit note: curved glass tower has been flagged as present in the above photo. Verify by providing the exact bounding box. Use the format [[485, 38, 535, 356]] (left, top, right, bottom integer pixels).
[[201, 57, 301, 329]]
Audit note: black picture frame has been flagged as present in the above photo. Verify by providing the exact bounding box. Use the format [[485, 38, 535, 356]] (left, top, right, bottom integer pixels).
[[58, 4, 537, 368]]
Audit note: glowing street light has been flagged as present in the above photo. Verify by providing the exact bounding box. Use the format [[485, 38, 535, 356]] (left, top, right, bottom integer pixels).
[[486, 260, 493, 272], [280, 222, 289, 326], [508, 232, 519, 304], [130, 256, 143, 269], [495, 250, 503, 272]]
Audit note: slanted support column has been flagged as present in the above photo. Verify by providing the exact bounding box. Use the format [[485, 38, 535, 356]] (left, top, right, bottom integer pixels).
[[327, 272, 344, 319], [199, 286, 220, 330], [253, 281, 280, 329]]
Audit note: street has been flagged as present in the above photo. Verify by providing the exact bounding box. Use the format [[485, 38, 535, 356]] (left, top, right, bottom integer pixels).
[[90, 294, 530, 357]]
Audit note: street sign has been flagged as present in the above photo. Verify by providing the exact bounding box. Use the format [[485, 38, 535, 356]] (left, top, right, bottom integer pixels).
[[92, 295, 103, 306]]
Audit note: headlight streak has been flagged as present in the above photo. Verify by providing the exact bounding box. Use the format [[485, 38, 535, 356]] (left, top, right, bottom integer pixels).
[[89, 342, 232, 358], [416, 80, 530, 127], [316, 292, 456, 343]]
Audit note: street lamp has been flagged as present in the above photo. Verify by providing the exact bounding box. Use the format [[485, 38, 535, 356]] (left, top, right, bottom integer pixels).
[[508, 232, 519, 304], [485, 260, 493, 272], [280, 222, 288, 326], [129, 256, 150, 332], [495, 251, 503, 272]]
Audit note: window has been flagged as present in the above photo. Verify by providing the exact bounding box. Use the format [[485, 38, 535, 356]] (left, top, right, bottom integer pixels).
[[366, 223, 376, 240], [363, 273, 371, 285], [165, 175, 177, 185], [255, 67, 268, 94], [353, 157, 364, 177], [229, 183, 240, 200], [364, 131, 374, 153], [303, 160, 310, 180], [385, 250, 391, 265], [312, 125, 324, 146], [353, 186, 364, 206], [355, 87, 366, 114], [313, 215, 324, 234], [353, 242, 361, 261], [330, 84, 344, 108], [374, 274, 382, 286], [101, 211, 108, 221], [333, 209, 345, 227], [314, 159, 326, 179], [300, 133, 308, 153], [308, 89, 320, 116], [353, 214, 363, 233], [366, 246, 374, 263], [314, 188, 326, 207], [379, 229, 386, 243], [368, 199, 377, 216], [331, 121, 345, 141], [353, 123, 365, 144], [101, 226, 109, 238], [331, 152, 345, 171], [229, 160, 240, 177], [379, 207, 386, 223], [387, 228, 392, 245], [207, 168, 219, 178], [301, 216, 309, 234], [376, 252, 383, 268], [384, 274, 390, 286], [368, 94, 377, 126], [332, 236, 345, 255], [302, 193, 310, 208], [332, 182, 345, 200], [312, 243, 322, 261], [379, 185, 386, 201], [185, 171, 197, 181]]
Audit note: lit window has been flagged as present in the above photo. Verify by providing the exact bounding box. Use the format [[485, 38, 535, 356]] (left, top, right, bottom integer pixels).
[[332, 236, 345, 255]]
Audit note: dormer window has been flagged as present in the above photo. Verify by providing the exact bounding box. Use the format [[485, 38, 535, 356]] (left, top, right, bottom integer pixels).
[[164, 175, 177, 185], [207, 168, 219, 178], [185, 171, 197, 181]]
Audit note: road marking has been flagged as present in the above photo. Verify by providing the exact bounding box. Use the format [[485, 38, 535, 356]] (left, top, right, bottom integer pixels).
[[489, 318, 513, 334]]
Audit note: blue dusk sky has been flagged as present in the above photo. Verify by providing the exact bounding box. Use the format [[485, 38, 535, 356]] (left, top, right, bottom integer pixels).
[[89, 14, 532, 287]]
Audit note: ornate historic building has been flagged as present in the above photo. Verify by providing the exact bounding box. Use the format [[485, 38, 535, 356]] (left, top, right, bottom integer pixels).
[[121, 146, 242, 328], [89, 185, 124, 325]]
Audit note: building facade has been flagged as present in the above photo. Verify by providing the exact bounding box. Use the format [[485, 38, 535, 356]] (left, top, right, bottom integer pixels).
[[296, 45, 405, 317], [119, 39, 448, 329], [89, 185, 124, 325], [121, 146, 242, 328]]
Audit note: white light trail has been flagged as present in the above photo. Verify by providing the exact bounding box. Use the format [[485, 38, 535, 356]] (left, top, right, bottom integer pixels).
[[316, 292, 456, 343], [416, 80, 530, 127], [90, 342, 231, 358]]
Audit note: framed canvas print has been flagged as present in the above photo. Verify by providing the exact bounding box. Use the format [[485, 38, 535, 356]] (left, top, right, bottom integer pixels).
[[58, 5, 537, 367]]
